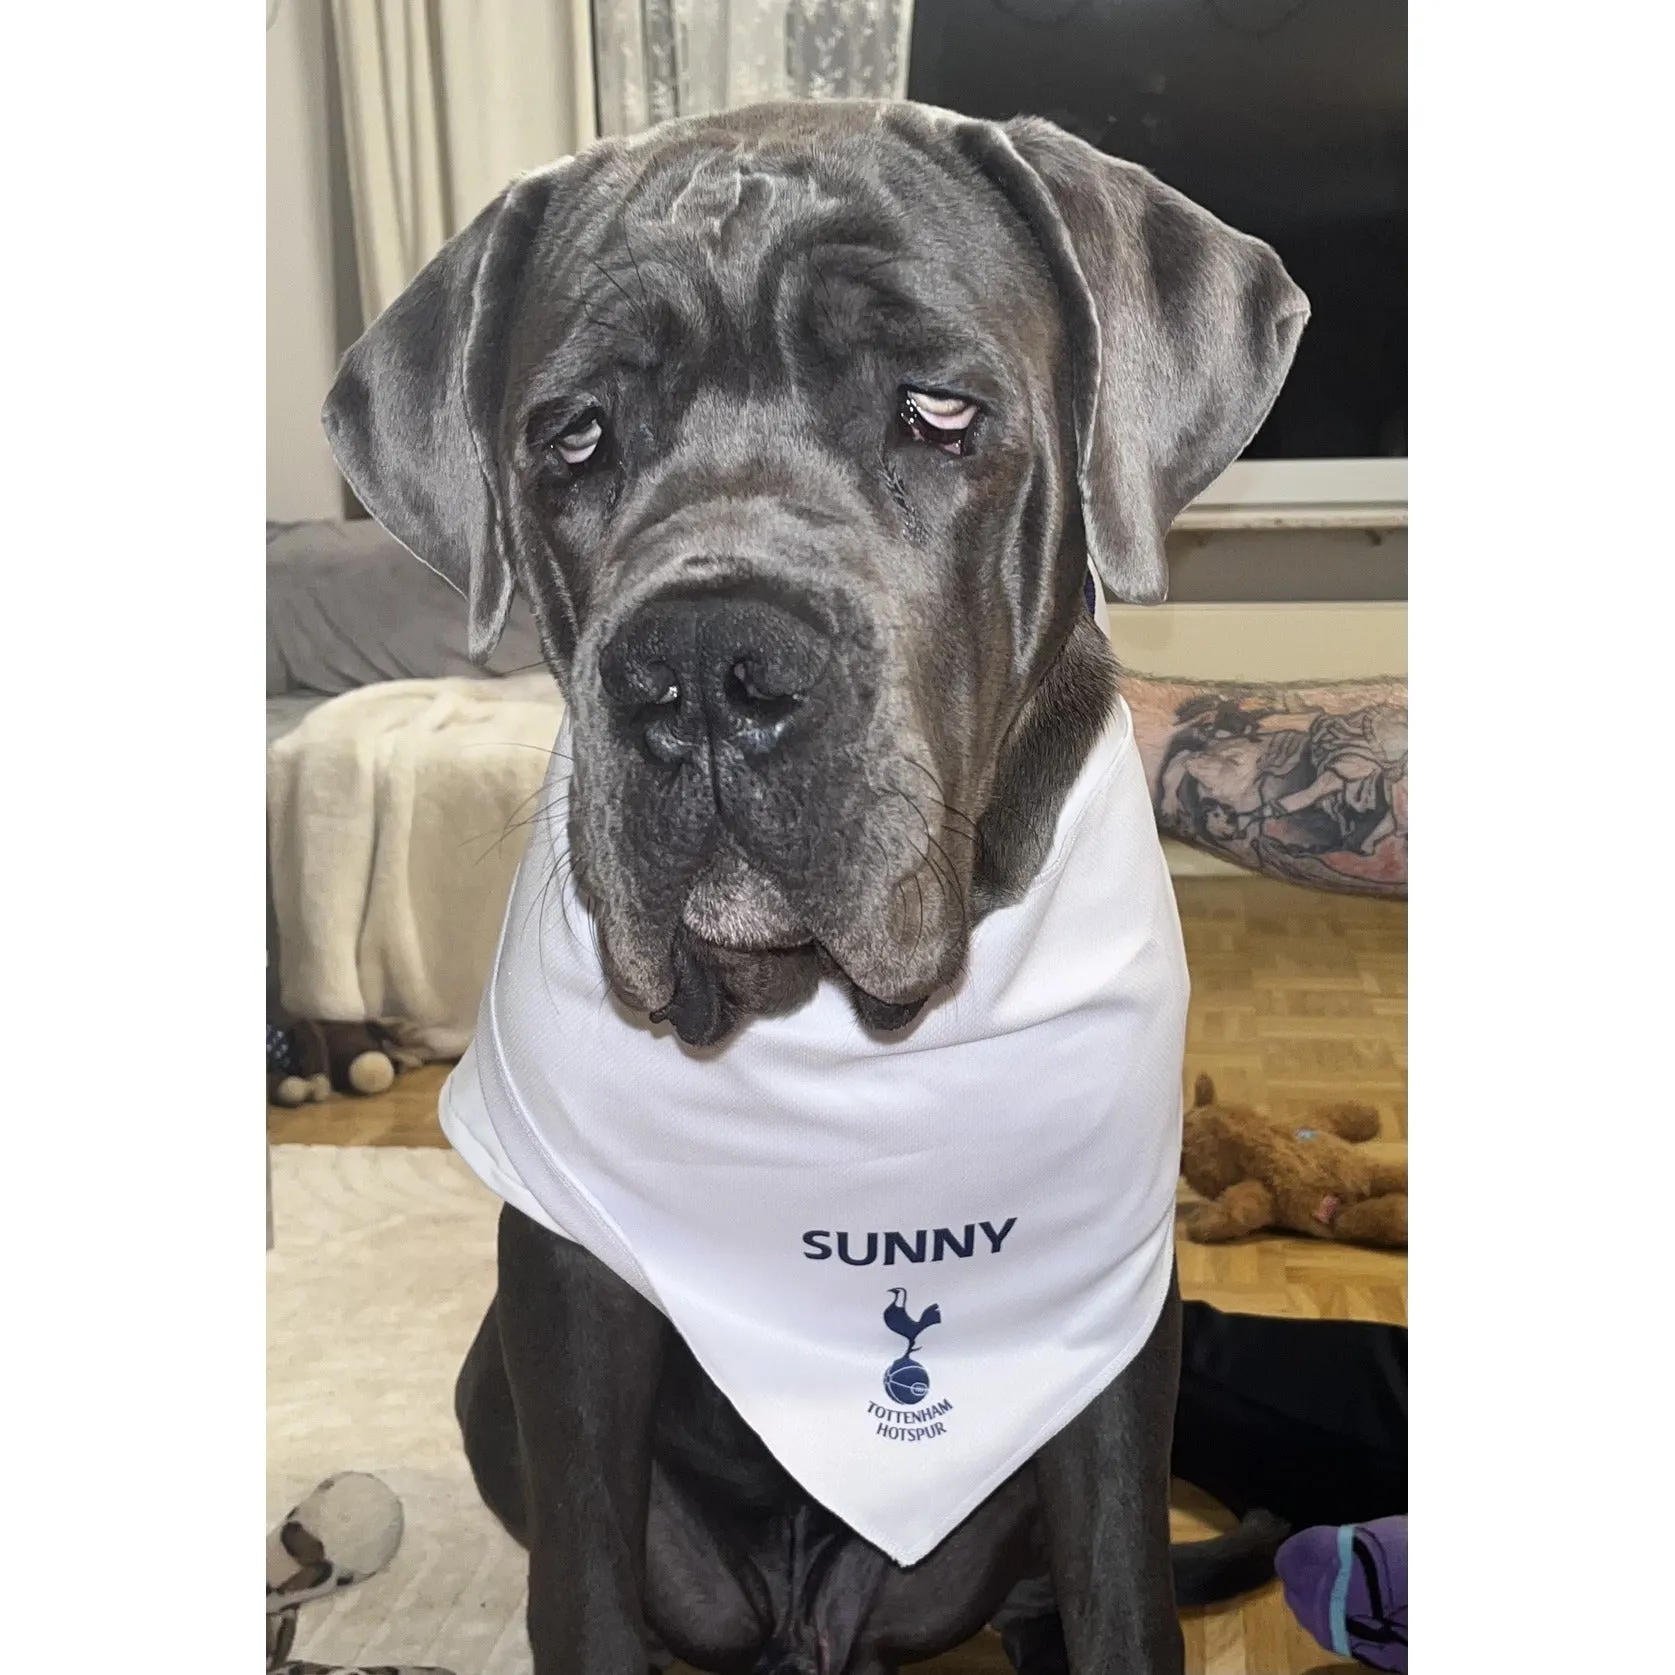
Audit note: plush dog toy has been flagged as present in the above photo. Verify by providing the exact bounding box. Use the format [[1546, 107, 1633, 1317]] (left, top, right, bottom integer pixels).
[[1180, 1074, 1407, 1247], [267, 1471, 455, 1675], [268, 1015, 429, 1107]]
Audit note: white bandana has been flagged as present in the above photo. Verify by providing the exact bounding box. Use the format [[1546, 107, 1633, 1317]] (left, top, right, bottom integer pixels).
[[442, 695, 1189, 1565]]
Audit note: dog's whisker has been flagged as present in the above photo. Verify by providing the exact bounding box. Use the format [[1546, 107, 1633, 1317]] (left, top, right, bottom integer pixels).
[[586, 252, 655, 337], [622, 227, 651, 314], [907, 865, 927, 964], [898, 755, 980, 839], [879, 787, 968, 919]]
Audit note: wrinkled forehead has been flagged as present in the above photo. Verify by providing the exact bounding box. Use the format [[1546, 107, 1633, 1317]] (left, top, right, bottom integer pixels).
[[512, 129, 1058, 388]]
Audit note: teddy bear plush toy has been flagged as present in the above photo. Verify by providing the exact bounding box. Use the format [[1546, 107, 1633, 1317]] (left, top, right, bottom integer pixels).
[[1180, 1074, 1407, 1248]]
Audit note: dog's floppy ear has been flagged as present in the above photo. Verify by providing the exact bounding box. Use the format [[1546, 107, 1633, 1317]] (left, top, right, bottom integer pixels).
[[960, 117, 1309, 603], [321, 163, 575, 662]]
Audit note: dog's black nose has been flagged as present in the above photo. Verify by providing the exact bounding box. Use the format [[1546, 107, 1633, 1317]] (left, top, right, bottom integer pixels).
[[600, 593, 829, 764]]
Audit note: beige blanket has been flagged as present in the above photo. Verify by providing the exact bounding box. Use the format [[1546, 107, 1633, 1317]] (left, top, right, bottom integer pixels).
[[268, 673, 566, 1055]]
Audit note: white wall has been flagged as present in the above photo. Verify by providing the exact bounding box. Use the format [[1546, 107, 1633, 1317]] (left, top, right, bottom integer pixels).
[[1107, 601, 1407, 683], [267, 0, 345, 521]]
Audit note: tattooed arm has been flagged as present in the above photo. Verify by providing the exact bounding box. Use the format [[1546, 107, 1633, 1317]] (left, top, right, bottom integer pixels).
[[1117, 672, 1407, 898]]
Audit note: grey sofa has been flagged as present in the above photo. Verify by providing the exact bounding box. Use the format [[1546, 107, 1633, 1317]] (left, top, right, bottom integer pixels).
[[267, 517, 545, 741]]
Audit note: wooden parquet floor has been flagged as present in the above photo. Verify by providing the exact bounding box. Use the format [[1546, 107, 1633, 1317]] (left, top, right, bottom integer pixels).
[[269, 875, 1405, 1674], [269, 1059, 455, 1149]]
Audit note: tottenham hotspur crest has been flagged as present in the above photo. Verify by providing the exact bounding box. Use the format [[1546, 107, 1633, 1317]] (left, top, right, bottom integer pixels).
[[882, 1287, 941, 1405]]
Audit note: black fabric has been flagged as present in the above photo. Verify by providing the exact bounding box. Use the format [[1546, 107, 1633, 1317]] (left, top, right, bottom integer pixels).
[[1173, 1300, 1407, 1533]]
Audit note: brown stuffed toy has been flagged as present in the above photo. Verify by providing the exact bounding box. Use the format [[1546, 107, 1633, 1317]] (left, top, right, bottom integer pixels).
[[1180, 1074, 1407, 1248], [269, 1016, 429, 1108]]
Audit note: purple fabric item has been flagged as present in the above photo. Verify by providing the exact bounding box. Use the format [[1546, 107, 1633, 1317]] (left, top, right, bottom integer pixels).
[[1276, 1514, 1407, 1672]]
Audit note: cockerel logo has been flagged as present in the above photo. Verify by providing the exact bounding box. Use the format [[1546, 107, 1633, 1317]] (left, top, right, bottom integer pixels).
[[881, 1287, 942, 1406]]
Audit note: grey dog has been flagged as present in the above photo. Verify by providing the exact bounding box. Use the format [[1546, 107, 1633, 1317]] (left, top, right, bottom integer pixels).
[[323, 100, 1305, 1675]]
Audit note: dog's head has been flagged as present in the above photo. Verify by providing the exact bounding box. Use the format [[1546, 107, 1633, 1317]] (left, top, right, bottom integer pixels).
[[323, 103, 1306, 1045]]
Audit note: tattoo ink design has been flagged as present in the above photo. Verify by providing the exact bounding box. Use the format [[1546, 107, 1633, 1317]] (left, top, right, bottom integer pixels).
[[1157, 689, 1407, 894]]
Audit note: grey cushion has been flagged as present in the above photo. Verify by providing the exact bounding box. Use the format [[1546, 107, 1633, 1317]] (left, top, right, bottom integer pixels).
[[266, 692, 331, 748], [267, 518, 546, 695]]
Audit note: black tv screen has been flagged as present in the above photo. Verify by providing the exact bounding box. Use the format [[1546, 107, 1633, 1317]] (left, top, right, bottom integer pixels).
[[906, 0, 1406, 462]]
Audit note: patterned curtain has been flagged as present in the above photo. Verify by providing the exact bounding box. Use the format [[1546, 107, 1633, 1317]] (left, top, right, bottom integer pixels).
[[591, 0, 914, 138]]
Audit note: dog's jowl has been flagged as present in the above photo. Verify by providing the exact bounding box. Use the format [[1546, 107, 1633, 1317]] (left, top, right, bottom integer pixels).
[[324, 99, 1305, 1675]]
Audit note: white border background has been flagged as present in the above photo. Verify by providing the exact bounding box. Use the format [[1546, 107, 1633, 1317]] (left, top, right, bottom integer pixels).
[[1, 5, 259, 1666], [1411, 4, 1673, 1669], [2, 3, 1669, 1667]]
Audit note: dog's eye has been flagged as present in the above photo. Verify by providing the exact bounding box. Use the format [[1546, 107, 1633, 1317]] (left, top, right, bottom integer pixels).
[[900, 388, 980, 456], [546, 411, 604, 468]]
